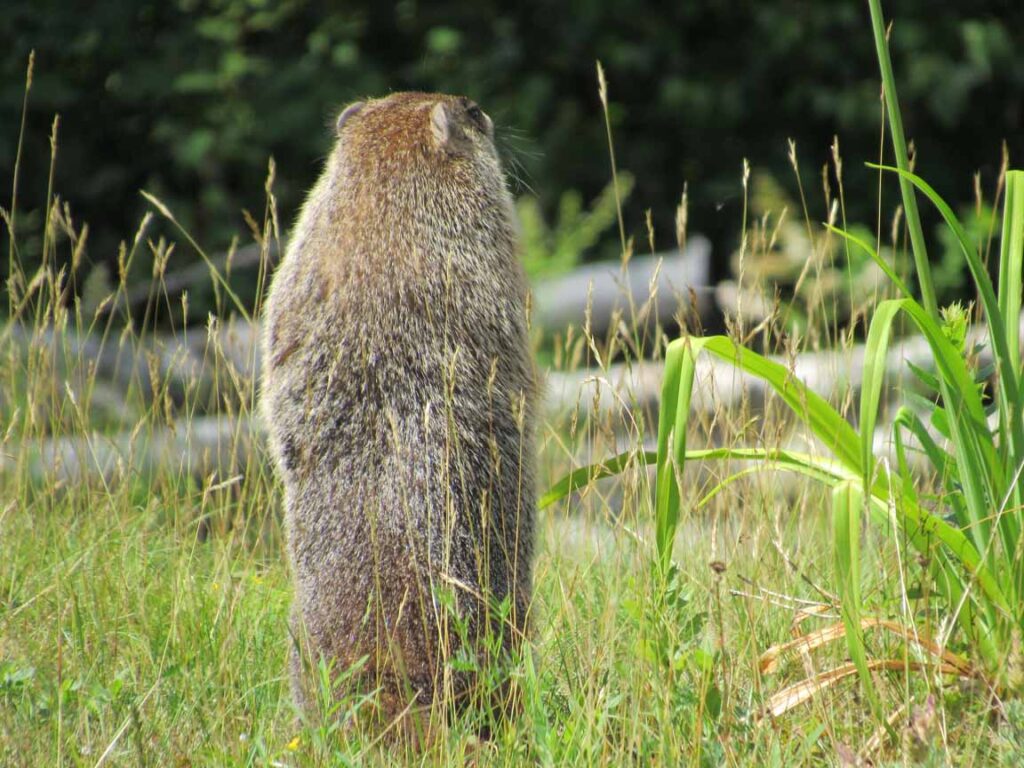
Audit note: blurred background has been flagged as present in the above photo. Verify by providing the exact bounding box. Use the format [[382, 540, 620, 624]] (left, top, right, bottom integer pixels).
[[1, 0, 1022, 323]]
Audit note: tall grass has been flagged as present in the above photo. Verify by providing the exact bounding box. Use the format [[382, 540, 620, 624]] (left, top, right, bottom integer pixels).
[[546, 0, 1024, 720]]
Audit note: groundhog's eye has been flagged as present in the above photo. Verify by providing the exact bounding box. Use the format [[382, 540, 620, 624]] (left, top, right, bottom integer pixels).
[[458, 99, 485, 130], [463, 102, 492, 136]]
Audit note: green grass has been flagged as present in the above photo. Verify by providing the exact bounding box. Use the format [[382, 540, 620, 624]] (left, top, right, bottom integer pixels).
[[1, 484, 288, 765], [6, 465, 1024, 765]]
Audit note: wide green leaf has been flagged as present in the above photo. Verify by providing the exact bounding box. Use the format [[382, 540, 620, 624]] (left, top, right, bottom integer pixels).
[[832, 481, 888, 727], [538, 449, 657, 510], [866, 0, 937, 319], [824, 224, 911, 299], [868, 164, 1023, 462]]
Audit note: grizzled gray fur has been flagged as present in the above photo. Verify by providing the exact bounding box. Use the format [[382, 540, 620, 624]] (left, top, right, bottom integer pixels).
[[260, 92, 536, 733]]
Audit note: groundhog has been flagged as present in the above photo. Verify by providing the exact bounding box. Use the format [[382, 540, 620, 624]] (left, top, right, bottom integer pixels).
[[260, 92, 536, 736]]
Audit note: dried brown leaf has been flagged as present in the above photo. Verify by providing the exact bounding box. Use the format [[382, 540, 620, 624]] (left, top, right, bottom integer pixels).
[[759, 617, 974, 677], [760, 660, 963, 721]]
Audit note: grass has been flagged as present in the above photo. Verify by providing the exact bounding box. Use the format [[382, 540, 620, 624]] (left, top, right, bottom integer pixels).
[[6, 448, 1024, 765], [4, 3, 1024, 765], [7, 464, 1024, 765]]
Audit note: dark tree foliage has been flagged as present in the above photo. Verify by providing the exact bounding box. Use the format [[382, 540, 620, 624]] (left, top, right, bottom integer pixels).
[[1, 0, 1021, 301]]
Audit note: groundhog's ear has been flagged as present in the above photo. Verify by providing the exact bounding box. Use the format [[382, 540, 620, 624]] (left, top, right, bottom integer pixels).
[[429, 102, 453, 149], [429, 101, 473, 156], [335, 101, 365, 135]]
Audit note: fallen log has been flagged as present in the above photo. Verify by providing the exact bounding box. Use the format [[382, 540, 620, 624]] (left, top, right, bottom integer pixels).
[[2, 415, 260, 487], [545, 310, 1024, 421], [532, 236, 713, 335]]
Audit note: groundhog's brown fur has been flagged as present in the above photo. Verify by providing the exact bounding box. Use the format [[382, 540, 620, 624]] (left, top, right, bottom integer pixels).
[[260, 92, 535, 735]]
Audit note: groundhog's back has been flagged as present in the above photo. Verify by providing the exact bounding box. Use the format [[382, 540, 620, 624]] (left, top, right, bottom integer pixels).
[[259, 92, 536, 714]]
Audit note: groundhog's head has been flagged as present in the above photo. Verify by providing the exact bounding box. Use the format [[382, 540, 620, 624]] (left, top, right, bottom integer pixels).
[[329, 92, 504, 188]]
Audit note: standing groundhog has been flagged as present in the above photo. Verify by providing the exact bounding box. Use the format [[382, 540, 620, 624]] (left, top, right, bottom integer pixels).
[[260, 92, 536, 735]]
